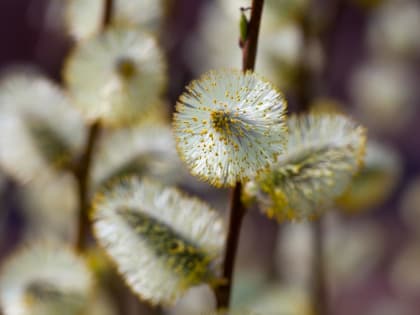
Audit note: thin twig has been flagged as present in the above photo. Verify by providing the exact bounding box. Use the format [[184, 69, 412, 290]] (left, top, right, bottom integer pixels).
[[311, 219, 328, 315], [294, 2, 345, 315], [74, 0, 114, 252], [242, 0, 265, 72], [74, 121, 101, 251], [215, 0, 265, 309], [215, 183, 246, 308], [295, 5, 314, 112], [318, 0, 346, 95], [103, 0, 114, 27], [99, 2, 158, 314]]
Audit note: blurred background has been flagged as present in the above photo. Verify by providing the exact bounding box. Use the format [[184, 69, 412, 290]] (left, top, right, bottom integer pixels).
[[0, 0, 420, 315]]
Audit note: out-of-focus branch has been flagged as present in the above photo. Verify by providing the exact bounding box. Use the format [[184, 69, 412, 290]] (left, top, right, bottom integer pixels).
[[311, 218, 328, 315], [295, 2, 346, 315], [73, 0, 114, 252], [74, 121, 101, 251], [103, 0, 114, 26]]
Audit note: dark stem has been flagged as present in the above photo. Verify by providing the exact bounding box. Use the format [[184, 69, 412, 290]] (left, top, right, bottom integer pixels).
[[242, 0, 265, 71], [295, 13, 324, 314], [296, 2, 344, 315], [311, 219, 328, 315], [103, 0, 114, 27], [319, 0, 346, 95], [296, 0, 346, 105], [215, 183, 246, 308], [295, 7, 314, 112], [100, 2, 157, 314], [74, 0, 113, 252], [75, 121, 101, 251], [215, 0, 265, 309]]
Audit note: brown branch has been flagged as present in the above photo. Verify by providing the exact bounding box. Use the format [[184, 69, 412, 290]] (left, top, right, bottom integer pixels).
[[215, 183, 246, 308], [242, 0, 265, 71], [103, 0, 114, 27], [319, 0, 346, 95], [296, 0, 346, 107], [294, 3, 346, 314], [311, 219, 329, 315], [215, 0, 265, 309], [74, 121, 101, 251], [74, 0, 113, 252], [295, 6, 314, 112]]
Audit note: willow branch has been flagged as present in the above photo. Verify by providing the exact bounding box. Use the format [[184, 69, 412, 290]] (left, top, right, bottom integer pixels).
[[103, 0, 114, 26], [242, 0, 264, 71], [73, 0, 113, 252], [215, 0, 265, 309], [311, 219, 328, 315], [295, 6, 314, 112], [74, 121, 101, 251], [295, 2, 345, 315], [215, 183, 246, 308]]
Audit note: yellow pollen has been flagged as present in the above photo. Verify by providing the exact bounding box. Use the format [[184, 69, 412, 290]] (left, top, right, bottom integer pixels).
[[211, 110, 229, 130], [211, 110, 235, 135]]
